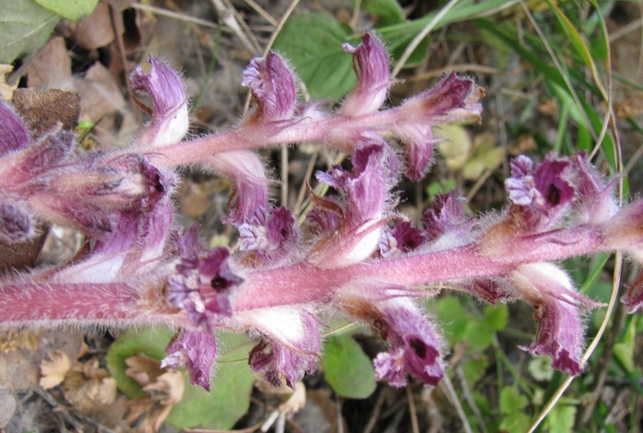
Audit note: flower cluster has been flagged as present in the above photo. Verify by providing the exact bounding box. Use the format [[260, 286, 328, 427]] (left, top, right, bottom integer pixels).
[[2, 30, 642, 395]]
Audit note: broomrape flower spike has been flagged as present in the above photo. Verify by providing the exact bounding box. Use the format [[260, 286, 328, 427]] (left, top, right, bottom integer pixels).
[[1, 30, 642, 394]]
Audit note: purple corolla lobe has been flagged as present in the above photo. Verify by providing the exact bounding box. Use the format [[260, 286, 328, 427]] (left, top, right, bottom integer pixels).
[[341, 31, 390, 117], [242, 52, 297, 123], [131, 56, 189, 148], [162, 329, 218, 391]]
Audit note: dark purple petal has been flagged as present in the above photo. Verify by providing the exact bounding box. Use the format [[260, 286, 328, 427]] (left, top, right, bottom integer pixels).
[[162, 329, 217, 391], [506, 154, 576, 231], [341, 31, 390, 117], [374, 299, 444, 387], [242, 52, 296, 122], [168, 240, 243, 330], [335, 282, 444, 387], [388, 221, 425, 253], [0, 100, 29, 156], [130, 56, 189, 148], [317, 141, 396, 229]]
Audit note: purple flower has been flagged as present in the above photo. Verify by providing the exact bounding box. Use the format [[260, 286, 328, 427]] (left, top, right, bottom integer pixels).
[[373, 298, 444, 387], [510, 263, 597, 375], [242, 52, 297, 123], [242, 306, 320, 389], [310, 141, 398, 268], [238, 206, 298, 264], [130, 56, 189, 148], [335, 280, 444, 387], [505, 154, 575, 231], [167, 232, 243, 330], [341, 31, 390, 117], [212, 150, 269, 227], [378, 220, 426, 257], [162, 329, 217, 391], [394, 73, 484, 181]]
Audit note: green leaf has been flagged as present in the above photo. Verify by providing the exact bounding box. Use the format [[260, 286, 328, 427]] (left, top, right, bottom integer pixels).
[[361, 0, 404, 27], [463, 320, 493, 351], [528, 356, 554, 381], [34, 0, 99, 21], [545, 0, 593, 67], [462, 356, 488, 386], [273, 13, 355, 100], [107, 328, 256, 430], [545, 404, 576, 433], [499, 386, 528, 414], [437, 296, 468, 346], [614, 316, 637, 373], [483, 303, 508, 331], [106, 327, 174, 398], [322, 334, 376, 399], [166, 334, 255, 430], [499, 412, 532, 432], [0, 0, 60, 64]]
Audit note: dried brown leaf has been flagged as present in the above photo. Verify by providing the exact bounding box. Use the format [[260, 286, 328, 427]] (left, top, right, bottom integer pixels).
[[71, 3, 115, 50], [26, 36, 73, 91], [39, 350, 71, 389]]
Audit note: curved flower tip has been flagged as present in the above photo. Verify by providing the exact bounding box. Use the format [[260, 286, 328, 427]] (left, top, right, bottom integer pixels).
[[395, 73, 483, 181], [162, 329, 217, 391], [0, 100, 29, 156], [310, 141, 398, 268], [505, 154, 575, 231], [243, 307, 320, 389], [211, 150, 269, 227], [511, 263, 595, 375], [335, 282, 444, 387], [341, 31, 390, 117], [242, 52, 296, 122], [168, 240, 243, 331], [131, 56, 189, 149]]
